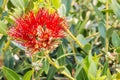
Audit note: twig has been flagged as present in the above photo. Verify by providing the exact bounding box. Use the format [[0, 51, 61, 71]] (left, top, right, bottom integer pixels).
[[62, 25, 84, 48], [105, 0, 109, 52], [44, 50, 76, 80]]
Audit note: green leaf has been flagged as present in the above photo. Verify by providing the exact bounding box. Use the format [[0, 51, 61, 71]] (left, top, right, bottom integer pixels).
[[10, 0, 25, 9], [63, 67, 71, 76], [116, 73, 120, 79], [0, 0, 3, 7], [88, 61, 97, 77], [47, 66, 57, 80], [4, 16, 14, 24], [78, 17, 89, 34], [11, 41, 25, 50], [76, 34, 92, 46], [0, 21, 7, 35], [98, 22, 106, 39], [51, 0, 61, 9], [76, 68, 89, 80], [112, 31, 120, 47], [57, 45, 66, 66], [116, 47, 120, 63], [43, 59, 50, 74], [3, 46, 14, 69], [92, 4, 105, 21], [23, 70, 34, 80], [98, 0, 107, 3], [12, 7, 23, 17], [24, 0, 34, 13], [101, 60, 108, 75], [2, 66, 21, 80], [83, 44, 92, 54], [0, 71, 3, 80], [76, 56, 83, 63], [116, 47, 120, 53], [106, 27, 114, 38], [106, 69, 112, 80], [111, 0, 120, 19], [58, 4, 66, 16], [61, 0, 72, 14], [88, 53, 93, 64], [0, 7, 2, 14], [74, 64, 83, 78], [0, 36, 7, 54]]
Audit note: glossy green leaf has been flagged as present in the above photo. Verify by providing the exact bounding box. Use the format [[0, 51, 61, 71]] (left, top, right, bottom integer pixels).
[[58, 4, 66, 16], [92, 4, 105, 21], [83, 44, 92, 54], [106, 69, 112, 80], [98, 0, 106, 3], [51, 0, 61, 9], [116, 47, 120, 63], [4, 16, 14, 24], [23, 70, 34, 80], [24, 0, 34, 13], [112, 31, 120, 47], [12, 7, 23, 17], [78, 17, 89, 34], [0, 36, 7, 54], [0, 7, 2, 14], [64, 67, 71, 76], [76, 68, 88, 80], [0, 21, 7, 35], [116, 47, 120, 53], [101, 60, 108, 75], [11, 41, 25, 50], [111, 0, 120, 19], [3, 45, 14, 69], [0, 0, 3, 7], [43, 59, 49, 74], [76, 34, 92, 46], [10, 0, 25, 9], [88, 53, 93, 65], [98, 22, 106, 39], [106, 27, 114, 38], [61, 0, 72, 14], [0, 71, 3, 80], [2, 66, 21, 80], [57, 45, 66, 66], [74, 64, 83, 78], [47, 66, 57, 80], [88, 61, 97, 77]]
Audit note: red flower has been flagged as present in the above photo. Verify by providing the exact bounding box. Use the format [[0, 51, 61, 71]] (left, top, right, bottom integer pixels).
[[8, 8, 68, 54]]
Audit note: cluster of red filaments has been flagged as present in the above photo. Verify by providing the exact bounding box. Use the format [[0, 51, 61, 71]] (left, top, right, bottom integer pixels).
[[8, 8, 67, 54]]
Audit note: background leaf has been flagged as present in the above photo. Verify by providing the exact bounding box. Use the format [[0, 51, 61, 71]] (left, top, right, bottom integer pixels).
[[61, 0, 72, 14], [2, 66, 21, 80], [47, 66, 57, 80], [0, 21, 7, 35], [51, 0, 61, 9], [23, 70, 34, 80], [102, 60, 109, 75], [111, 0, 120, 20], [112, 31, 120, 47], [43, 59, 50, 74], [57, 45, 66, 66], [98, 22, 106, 39], [10, 0, 25, 9]]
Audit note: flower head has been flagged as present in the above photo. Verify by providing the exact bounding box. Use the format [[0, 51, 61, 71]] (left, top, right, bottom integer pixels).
[[8, 8, 68, 54]]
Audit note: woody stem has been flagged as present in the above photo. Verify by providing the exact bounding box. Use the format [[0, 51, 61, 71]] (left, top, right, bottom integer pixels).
[[62, 25, 84, 48], [44, 50, 76, 80]]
